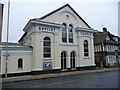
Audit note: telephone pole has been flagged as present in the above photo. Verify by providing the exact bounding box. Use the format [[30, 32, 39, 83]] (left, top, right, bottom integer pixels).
[[5, 0, 10, 78]]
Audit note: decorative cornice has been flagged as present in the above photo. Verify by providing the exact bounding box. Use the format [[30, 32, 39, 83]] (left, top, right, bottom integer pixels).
[[59, 43, 79, 46], [75, 27, 98, 33], [1, 50, 32, 54], [23, 20, 61, 32]]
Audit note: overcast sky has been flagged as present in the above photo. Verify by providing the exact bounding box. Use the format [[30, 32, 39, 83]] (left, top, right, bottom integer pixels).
[[0, 0, 119, 43]]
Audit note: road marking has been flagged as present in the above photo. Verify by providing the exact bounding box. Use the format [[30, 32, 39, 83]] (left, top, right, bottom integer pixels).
[[34, 79, 76, 88]]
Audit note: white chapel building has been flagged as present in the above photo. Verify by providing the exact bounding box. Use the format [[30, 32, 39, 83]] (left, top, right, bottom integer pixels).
[[1, 4, 97, 77]]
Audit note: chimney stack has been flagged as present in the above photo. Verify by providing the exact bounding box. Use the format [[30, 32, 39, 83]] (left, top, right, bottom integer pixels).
[[102, 27, 107, 32]]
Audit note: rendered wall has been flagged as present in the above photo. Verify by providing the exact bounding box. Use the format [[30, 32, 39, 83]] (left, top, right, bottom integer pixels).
[[2, 51, 32, 74], [41, 6, 90, 28]]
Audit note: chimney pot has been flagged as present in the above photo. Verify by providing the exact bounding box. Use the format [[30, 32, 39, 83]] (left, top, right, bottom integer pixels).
[[103, 27, 107, 32]]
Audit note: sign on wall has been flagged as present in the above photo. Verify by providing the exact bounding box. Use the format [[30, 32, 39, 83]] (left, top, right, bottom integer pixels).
[[43, 62, 52, 70]]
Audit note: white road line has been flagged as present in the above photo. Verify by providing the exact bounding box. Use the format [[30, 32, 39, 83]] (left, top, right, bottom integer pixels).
[[34, 79, 76, 88]]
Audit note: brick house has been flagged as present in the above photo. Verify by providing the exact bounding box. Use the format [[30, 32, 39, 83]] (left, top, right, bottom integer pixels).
[[94, 27, 120, 67]]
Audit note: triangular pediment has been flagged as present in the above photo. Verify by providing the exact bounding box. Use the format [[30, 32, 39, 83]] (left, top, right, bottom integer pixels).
[[39, 4, 91, 29]]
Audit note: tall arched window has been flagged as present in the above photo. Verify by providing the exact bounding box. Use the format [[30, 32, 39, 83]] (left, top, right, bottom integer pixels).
[[61, 51, 67, 70], [84, 40, 89, 56], [68, 24, 73, 43], [70, 51, 76, 69], [43, 37, 51, 58], [18, 58, 23, 69], [62, 23, 67, 43]]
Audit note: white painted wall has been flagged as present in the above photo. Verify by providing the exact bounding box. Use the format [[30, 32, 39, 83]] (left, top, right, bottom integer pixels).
[[1, 50, 32, 74], [1, 5, 96, 74]]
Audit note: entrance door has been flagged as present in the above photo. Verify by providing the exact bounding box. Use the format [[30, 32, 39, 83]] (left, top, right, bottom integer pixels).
[[61, 51, 67, 70], [70, 51, 76, 69]]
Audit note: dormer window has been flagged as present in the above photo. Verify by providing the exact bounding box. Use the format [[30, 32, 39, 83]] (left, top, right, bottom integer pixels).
[[106, 36, 110, 41]]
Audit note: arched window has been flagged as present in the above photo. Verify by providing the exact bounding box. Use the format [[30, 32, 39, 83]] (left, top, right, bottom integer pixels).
[[68, 24, 73, 43], [61, 51, 67, 69], [43, 37, 51, 58], [18, 58, 23, 69], [70, 51, 76, 69], [84, 40, 89, 56], [62, 23, 67, 43]]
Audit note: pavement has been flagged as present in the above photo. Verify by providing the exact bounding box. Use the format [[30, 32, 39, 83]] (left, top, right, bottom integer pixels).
[[1, 67, 119, 83]]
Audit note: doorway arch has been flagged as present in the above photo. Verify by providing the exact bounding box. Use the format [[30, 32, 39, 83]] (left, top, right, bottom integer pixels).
[[61, 51, 67, 70], [70, 51, 76, 69]]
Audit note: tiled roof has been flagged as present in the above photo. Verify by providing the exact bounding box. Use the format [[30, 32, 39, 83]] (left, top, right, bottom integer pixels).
[[1, 42, 19, 46], [0, 42, 32, 51], [94, 31, 118, 44], [94, 31, 108, 44]]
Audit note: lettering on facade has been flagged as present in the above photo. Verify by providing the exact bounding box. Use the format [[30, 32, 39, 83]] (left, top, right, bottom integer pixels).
[[39, 26, 56, 33], [79, 32, 93, 37]]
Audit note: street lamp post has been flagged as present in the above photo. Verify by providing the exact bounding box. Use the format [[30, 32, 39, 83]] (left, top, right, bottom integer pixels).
[[5, 0, 10, 78]]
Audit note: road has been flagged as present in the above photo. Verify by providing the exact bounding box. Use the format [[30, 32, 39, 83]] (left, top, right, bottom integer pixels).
[[2, 70, 119, 88]]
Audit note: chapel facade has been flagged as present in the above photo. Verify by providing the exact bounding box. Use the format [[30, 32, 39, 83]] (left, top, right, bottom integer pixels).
[[1, 4, 97, 76]]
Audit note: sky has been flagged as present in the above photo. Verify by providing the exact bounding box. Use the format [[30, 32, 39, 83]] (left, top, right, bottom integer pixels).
[[0, 0, 119, 43]]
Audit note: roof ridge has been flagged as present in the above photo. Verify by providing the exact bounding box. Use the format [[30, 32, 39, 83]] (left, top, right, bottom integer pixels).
[[39, 4, 69, 20]]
